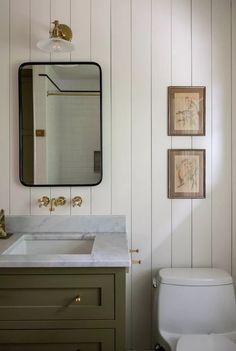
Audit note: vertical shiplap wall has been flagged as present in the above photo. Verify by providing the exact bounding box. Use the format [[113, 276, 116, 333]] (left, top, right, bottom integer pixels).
[[0, 0, 236, 349], [192, 0, 212, 268], [212, 0, 232, 273], [131, 1, 152, 348]]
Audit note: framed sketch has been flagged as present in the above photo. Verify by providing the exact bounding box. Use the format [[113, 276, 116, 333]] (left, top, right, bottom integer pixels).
[[168, 86, 205, 136], [168, 149, 206, 199]]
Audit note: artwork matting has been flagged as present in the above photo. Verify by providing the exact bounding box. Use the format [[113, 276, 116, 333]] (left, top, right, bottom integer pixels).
[[168, 86, 205, 136], [168, 149, 206, 199]]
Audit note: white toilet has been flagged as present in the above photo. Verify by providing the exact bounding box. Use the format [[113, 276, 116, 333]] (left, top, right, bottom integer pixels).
[[154, 268, 236, 351]]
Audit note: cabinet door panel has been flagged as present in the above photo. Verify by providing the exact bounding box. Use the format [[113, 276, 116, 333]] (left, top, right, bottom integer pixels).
[[0, 345, 98, 351], [0, 274, 114, 320], [0, 329, 114, 351]]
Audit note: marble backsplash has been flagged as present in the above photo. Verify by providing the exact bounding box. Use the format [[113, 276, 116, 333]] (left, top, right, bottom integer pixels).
[[5, 215, 126, 234]]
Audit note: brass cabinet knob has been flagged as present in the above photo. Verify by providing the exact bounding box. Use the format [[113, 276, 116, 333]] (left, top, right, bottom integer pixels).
[[75, 295, 81, 303], [72, 196, 83, 207]]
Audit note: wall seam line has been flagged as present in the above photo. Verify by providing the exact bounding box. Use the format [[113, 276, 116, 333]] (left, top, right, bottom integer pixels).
[[69, 0, 72, 216], [110, 0, 112, 215], [9, 0, 11, 215], [231, 0, 233, 275], [49, 0, 52, 215], [210, 0, 213, 267], [29, 0, 32, 216], [130, 0, 133, 347], [170, 0, 173, 268], [190, 0, 193, 268], [150, 0, 153, 347], [69, 0, 71, 62], [90, 0, 92, 215]]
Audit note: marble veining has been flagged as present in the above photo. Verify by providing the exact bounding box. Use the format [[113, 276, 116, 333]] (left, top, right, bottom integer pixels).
[[5, 215, 126, 233], [0, 215, 130, 269]]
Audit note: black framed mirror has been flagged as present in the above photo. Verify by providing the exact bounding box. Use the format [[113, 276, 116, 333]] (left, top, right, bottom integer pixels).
[[19, 62, 102, 186]]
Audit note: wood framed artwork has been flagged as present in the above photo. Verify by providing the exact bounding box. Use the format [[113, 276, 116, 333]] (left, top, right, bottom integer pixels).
[[168, 86, 205, 136], [168, 149, 206, 199]]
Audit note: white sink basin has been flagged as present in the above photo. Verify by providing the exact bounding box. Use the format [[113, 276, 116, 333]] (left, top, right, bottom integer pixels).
[[2, 234, 95, 255]]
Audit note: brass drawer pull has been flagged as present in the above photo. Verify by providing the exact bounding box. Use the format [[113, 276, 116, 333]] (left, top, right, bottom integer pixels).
[[75, 295, 81, 303], [129, 248, 139, 253], [132, 259, 142, 264]]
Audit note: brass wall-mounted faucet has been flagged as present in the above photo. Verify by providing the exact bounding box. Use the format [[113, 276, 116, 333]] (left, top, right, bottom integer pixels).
[[38, 196, 66, 212]]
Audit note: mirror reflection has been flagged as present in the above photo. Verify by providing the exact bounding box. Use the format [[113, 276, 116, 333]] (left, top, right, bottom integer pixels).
[[19, 62, 102, 186]]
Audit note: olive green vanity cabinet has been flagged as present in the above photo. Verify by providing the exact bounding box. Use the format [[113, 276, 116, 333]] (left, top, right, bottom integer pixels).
[[0, 267, 126, 351]]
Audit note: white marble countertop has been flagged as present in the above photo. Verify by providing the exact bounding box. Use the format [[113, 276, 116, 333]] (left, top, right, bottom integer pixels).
[[0, 232, 130, 269]]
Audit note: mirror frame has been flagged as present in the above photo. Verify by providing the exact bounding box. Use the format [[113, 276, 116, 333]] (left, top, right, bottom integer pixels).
[[18, 61, 103, 187]]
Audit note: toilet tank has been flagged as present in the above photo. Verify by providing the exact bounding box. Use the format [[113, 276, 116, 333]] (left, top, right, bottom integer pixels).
[[156, 268, 236, 335]]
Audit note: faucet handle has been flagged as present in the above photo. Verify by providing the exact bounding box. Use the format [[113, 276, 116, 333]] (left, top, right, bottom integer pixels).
[[38, 196, 50, 208], [72, 196, 83, 207], [54, 196, 66, 207]]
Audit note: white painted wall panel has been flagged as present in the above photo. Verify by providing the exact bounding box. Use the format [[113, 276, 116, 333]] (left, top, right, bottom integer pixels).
[[192, 0, 212, 268], [0, 0, 10, 213], [232, 0, 236, 286], [171, 0, 192, 268], [131, 0, 152, 348], [151, 0, 172, 268], [212, 0, 232, 273], [111, 0, 132, 347], [10, 0, 31, 214], [30, 0, 50, 61], [71, 0, 91, 61]]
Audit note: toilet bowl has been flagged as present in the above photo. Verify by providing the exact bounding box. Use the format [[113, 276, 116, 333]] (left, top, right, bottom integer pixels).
[[176, 334, 236, 351], [154, 268, 236, 351]]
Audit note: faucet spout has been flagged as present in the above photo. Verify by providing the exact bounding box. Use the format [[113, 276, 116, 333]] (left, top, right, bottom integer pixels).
[[49, 197, 66, 212], [49, 198, 56, 212]]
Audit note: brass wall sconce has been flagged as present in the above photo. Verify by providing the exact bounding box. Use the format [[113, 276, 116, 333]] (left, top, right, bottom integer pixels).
[[37, 20, 75, 53]]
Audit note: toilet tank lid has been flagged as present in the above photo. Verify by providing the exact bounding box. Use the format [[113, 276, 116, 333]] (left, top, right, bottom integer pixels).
[[157, 268, 233, 286]]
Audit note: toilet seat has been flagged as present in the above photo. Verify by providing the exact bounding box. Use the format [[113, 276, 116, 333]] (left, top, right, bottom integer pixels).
[[176, 334, 236, 351]]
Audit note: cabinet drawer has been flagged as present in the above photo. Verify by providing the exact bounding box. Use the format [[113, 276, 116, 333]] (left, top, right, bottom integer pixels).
[[0, 329, 115, 351], [0, 274, 114, 320]]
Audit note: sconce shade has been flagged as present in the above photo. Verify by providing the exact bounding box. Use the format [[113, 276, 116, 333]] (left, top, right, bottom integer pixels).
[[37, 38, 75, 53], [37, 20, 75, 53]]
